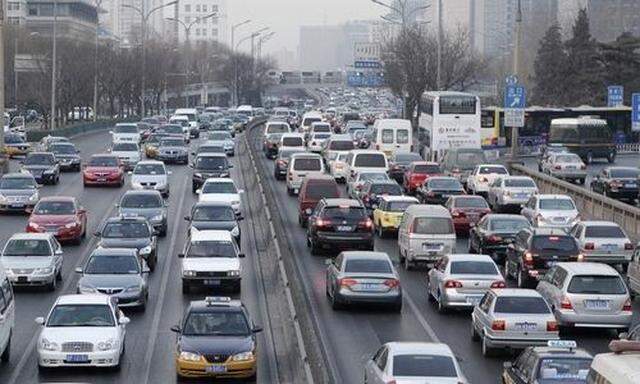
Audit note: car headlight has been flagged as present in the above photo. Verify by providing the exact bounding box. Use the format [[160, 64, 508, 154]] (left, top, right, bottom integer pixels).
[[97, 339, 117, 351], [140, 245, 152, 255], [0, 195, 6, 203], [132, 181, 143, 189], [125, 285, 141, 293], [227, 270, 240, 277], [78, 285, 97, 294], [151, 214, 163, 222], [64, 222, 79, 229], [34, 267, 53, 275], [194, 173, 203, 178], [40, 338, 59, 351], [179, 351, 204, 362], [183, 270, 196, 277], [231, 351, 254, 361], [28, 192, 39, 202]]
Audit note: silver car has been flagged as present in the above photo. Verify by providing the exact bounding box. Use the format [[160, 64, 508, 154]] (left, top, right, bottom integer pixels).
[[569, 221, 634, 267], [117, 190, 168, 237], [325, 251, 402, 312], [541, 153, 587, 184], [110, 142, 141, 170], [0, 173, 40, 213], [487, 176, 538, 212], [471, 288, 559, 357], [130, 160, 171, 197], [520, 194, 580, 230], [208, 131, 235, 156], [347, 171, 391, 200], [1, 233, 63, 291], [427, 254, 505, 312], [536, 262, 632, 331]]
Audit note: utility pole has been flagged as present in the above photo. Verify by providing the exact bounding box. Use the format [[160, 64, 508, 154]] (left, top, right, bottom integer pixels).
[[230, 20, 251, 107], [511, 0, 522, 159], [50, 0, 58, 130], [436, 0, 442, 91], [93, 0, 103, 122]]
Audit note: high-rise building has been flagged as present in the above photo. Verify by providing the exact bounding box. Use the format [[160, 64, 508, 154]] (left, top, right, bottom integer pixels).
[[22, 0, 99, 41], [165, 0, 226, 44]]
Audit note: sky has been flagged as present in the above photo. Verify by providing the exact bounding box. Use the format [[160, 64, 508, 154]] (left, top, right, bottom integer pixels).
[[227, 0, 382, 54]]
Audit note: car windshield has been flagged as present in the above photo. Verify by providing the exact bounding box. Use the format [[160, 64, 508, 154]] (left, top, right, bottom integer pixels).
[[344, 259, 392, 273], [3, 239, 51, 256], [195, 156, 227, 170], [112, 143, 138, 151], [556, 154, 582, 163], [392, 354, 457, 377], [505, 178, 536, 188], [450, 261, 498, 274], [47, 304, 115, 327], [478, 166, 507, 174], [494, 297, 550, 314], [324, 206, 366, 219], [121, 194, 162, 208], [187, 241, 236, 258], [209, 132, 231, 141], [609, 168, 640, 178], [102, 222, 150, 238], [354, 154, 386, 168], [34, 201, 75, 215], [293, 158, 322, 171], [4, 135, 24, 144], [329, 140, 354, 150], [50, 144, 76, 154], [539, 198, 575, 210], [202, 182, 236, 194], [89, 156, 118, 167], [370, 184, 403, 195], [429, 179, 462, 190], [25, 154, 55, 165], [134, 163, 165, 175], [183, 312, 249, 336], [114, 125, 137, 133], [567, 275, 627, 295], [584, 225, 626, 238], [305, 184, 339, 200], [455, 151, 486, 167], [414, 164, 441, 173], [312, 124, 331, 132], [197, 145, 224, 154], [0, 177, 36, 189], [162, 126, 183, 135], [532, 236, 578, 252], [413, 217, 454, 235], [175, 113, 195, 121], [313, 133, 331, 140], [85, 255, 140, 274], [266, 123, 289, 134], [387, 201, 417, 212], [282, 137, 303, 146], [453, 197, 488, 208], [490, 218, 530, 232], [536, 358, 591, 383], [160, 139, 184, 147]]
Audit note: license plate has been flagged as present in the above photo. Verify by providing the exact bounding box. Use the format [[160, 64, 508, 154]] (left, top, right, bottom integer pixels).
[[66, 354, 89, 363], [360, 283, 379, 291], [206, 365, 227, 373], [516, 193, 528, 199], [515, 322, 537, 331], [625, 183, 637, 188], [337, 226, 352, 232], [423, 243, 442, 251], [10, 204, 24, 208], [466, 296, 481, 306], [553, 217, 565, 222], [585, 300, 610, 310], [17, 276, 27, 283], [97, 178, 107, 182], [566, 166, 576, 170], [204, 279, 221, 286]]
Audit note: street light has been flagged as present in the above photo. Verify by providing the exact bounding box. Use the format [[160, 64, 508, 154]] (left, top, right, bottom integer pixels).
[[50, 0, 58, 130], [257, 31, 275, 61], [371, 0, 429, 26], [122, 0, 177, 117], [230, 20, 251, 107], [93, 0, 106, 122]]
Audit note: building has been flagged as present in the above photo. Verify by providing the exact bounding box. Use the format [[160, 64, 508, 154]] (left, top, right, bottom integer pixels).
[[273, 47, 296, 70], [6, 0, 28, 25], [23, 0, 99, 41], [164, 0, 226, 44]]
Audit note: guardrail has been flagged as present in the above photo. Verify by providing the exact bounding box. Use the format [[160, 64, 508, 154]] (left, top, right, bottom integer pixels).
[[617, 143, 640, 153], [510, 163, 640, 242], [25, 119, 132, 142]]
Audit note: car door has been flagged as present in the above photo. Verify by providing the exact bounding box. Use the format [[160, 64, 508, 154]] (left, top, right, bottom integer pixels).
[[365, 346, 389, 384], [474, 292, 494, 333], [504, 349, 531, 384], [0, 281, 10, 352]]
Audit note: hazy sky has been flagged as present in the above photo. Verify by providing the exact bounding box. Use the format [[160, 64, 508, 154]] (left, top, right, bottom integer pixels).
[[227, 0, 382, 54]]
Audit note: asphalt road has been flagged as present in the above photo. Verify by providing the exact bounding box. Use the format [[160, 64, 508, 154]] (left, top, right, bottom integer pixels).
[[247, 126, 640, 384], [0, 129, 278, 384]]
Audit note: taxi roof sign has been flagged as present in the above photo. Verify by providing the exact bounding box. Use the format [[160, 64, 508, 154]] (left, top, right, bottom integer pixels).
[[548, 340, 577, 350], [204, 296, 231, 306]]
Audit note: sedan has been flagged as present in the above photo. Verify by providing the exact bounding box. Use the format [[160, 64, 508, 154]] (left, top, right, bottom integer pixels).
[[49, 142, 81, 172], [21, 152, 60, 185], [520, 194, 580, 230], [130, 160, 171, 197], [416, 176, 466, 205], [184, 201, 242, 246], [387, 152, 423, 184], [347, 171, 391, 200], [541, 153, 587, 184], [590, 166, 640, 202], [569, 220, 633, 267], [197, 178, 244, 216], [156, 137, 188, 164], [487, 176, 538, 213], [466, 164, 509, 195], [325, 251, 402, 311], [82, 154, 125, 187], [402, 161, 441, 194], [445, 195, 491, 235], [117, 190, 167, 237], [468, 214, 531, 263], [0, 173, 40, 213], [3, 133, 31, 158], [109, 142, 141, 171], [208, 131, 235, 156], [26, 197, 87, 244], [1, 233, 63, 291]]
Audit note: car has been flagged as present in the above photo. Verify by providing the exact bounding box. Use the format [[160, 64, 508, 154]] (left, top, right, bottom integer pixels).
[[346, 171, 391, 199], [468, 214, 531, 263], [184, 202, 242, 245], [37, 135, 69, 152], [49, 142, 81, 172], [569, 221, 634, 267], [273, 147, 307, 181], [358, 180, 404, 214], [590, 166, 640, 202], [117, 190, 168, 237], [111, 122, 140, 143], [168, 117, 191, 142], [597, 326, 640, 383], [1, 233, 63, 291], [501, 340, 593, 384], [20, 152, 60, 185], [364, 342, 468, 384], [505, 227, 583, 288], [157, 123, 187, 143], [372, 195, 419, 238], [170, 296, 261, 380], [487, 176, 538, 213], [279, 132, 305, 151], [307, 132, 332, 153], [192, 141, 225, 157], [297, 176, 340, 227], [190, 153, 232, 193], [286, 153, 325, 195], [329, 152, 350, 183], [306, 198, 374, 254], [156, 137, 188, 164], [466, 164, 509, 196], [428, 254, 505, 312], [520, 194, 580, 230], [76, 248, 150, 309], [109, 142, 141, 171], [441, 148, 488, 187], [345, 150, 389, 186], [402, 161, 441, 194], [352, 128, 373, 149], [263, 121, 291, 158], [541, 153, 587, 184], [0, 173, 40, 213], [536, 262, 632, 332], [208, 131, 235, 156], [35, 294, 129, 369], [321, 134, 355, 166], [416, 176, 466, 205], [3, 133, 31, 158], [130, 160, 171, 198], [0, 266, 14, 362], [95, 215, 158, 271], [197, 178, 243, 216], [445, 195, 491, 235], [537, 144, 569, 172], [471, 288, 559, 357], [82, 154, 125, 187], [26, 197, 87, 244]]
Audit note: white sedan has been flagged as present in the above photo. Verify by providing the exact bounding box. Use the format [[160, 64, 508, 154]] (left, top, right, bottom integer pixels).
[[197, 178, 244, 215], [466, 164, 509, 195]]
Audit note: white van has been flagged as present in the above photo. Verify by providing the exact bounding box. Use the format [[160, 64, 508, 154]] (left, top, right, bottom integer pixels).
[[280, 133, 305, 150], [168, 115, 191, 142], [397, 205, 456, 270], [173, 108, 199, 131], [0, 262, 15, 362], [236, 105, 253, 118], [373, 119, 413, 157], [286, 153, 324, 195], [345, 150, 389, 184], [300, 111, 323, 133]]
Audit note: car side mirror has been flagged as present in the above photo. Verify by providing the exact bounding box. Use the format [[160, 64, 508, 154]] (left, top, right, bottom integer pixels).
[[236, 215, 244, 221], [191, 152, 196, 156], [55, 249, 63, 255], [75, 267, 83, 273], [228, 164, 234, 168], [170, 325, 181, 333], [238, 253, 245, 258], [238, 189, 245, 194], [184, 215, 191, 221], [119, 317, 130, 325], [35, 317, 45, 325], [178, 253, 184, 258], [168, 171, 173, 175], [252, 326, 263, 333]]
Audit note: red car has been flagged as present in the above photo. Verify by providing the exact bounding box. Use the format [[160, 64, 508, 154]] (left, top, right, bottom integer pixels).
[[403, 161, 442, 194], [26, 196, 87, 244], [445, 195, 491, 235], [83, 154, 125, 187], [298, 176, 340, 227]]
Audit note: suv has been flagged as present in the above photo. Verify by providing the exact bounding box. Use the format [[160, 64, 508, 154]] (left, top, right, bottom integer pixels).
[[190, 153, 232, 193], [0, 173, 40, 213], [297, 176, 340, 227], [505, 228, 582, 288], [590, 166, 640, 202], [569, 221, 633, 268], [95, 215, 158, 271], [117, 190, 168, 237], [1, 233, 63, 291], [21, 152, 60, 185], [184, 202, 242, 245]]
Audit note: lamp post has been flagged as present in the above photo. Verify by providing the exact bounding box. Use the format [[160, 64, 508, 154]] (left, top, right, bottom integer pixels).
[[230, 19, 250, 107], [122, 0, 177, 118], [257, 31, 275, 61], [235, 27, 268, 105], [93, 0, 105, 122], [50, 0, 57, 129]]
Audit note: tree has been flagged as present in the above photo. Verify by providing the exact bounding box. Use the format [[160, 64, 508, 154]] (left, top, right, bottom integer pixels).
[[599, 32, 640, 105], [531, 23, 568, 105]]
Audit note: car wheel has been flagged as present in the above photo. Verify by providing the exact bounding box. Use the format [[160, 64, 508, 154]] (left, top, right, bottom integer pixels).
[[471, 322, 480, 341], [192, 183, 198, 194], [331, 291, 343, 310], [182, 281, 190, 294], [47, 277, 56, 291], [427, 280, 435, 302], [286, 187, 293, 196], [56, 269, 62, 282], [398, 248, 405, 264], [391, 301, 402, 313], [482, 333, 495, 357], [160, 226, 167, 237], [403, 256, 412, 271], [309, 237, 320, 256], [376, 224, 384, 238], [1, 333, 10, 362], [437, 290, 447, 313]]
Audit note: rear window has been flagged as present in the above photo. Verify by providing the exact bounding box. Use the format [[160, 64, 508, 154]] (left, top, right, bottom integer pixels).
[[397, 129, 409, 144], [490, 218, 530, 232], [450, 261, 498, 275], [344, 259, 392, 274], [536, 358, 591, 383], [531, 236, 578, 252], [556, 154, 582, 163], [381, 129, 394, 144], [567, 275, 627, 294], [312, 124, 331, 132], [305, 183, 339, 200], [610, 168, 640, 178], [414, 164, 441, 173], [584, 225, 626, 238], [478, 166, 507, 175], [266, 124, 289, 134], [429, 179, 462, 190], [394, 153, 422, 163], [329, 140, 354, 151], [354, 154, 386, 168], [539, 198, 575, 210], [453, 197, 488, 208], [412, 217, 454, 235], [392, 354, 457, 377], [455, 151, 486, 167], [504, 179, 536, 188], [370, 184, 403, 195], [282, 137, 303, 146], [493, 296, 550, 314], [293, 158, 322, 171], [324, 206, 366, 220], [387, 201, 417, 212]]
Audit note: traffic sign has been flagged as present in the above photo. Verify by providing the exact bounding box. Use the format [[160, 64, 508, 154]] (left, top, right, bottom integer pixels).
[[632, 93, 640, 132], [505, 75, 518, 86], [504, 85, 526, 109], [354, 60, 381, 69], [505, 109, 525, 127], [608, 86, 624, 107]]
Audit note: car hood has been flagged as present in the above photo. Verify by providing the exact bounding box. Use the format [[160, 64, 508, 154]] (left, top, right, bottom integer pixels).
[[182, 257, 240, 272], [99, 237, 151, 249], [118, 207, 164, 220], [208, 140, 233, 147], [40, 326, 119, 344], [79, 274, 142, 288], [132, 174, 167, 184], [539, 209, 578, 218], [30, 214, 76, 225], [55, 154, 80, 160], [85, 166, 119, 173], [191, 221, 237, 232], [180, 335, 253, 356], [1, 256, 54, 269], [199, 194, 239, 203], [159, 146, 187, 152], [0, 188, 37, 196]]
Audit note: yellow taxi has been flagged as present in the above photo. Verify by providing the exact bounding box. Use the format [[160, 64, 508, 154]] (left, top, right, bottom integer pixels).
[[171, 297, 262, 380], [372, 195, 419, 238], [143, 134, 163, 159], [2, 133, 31, 158]]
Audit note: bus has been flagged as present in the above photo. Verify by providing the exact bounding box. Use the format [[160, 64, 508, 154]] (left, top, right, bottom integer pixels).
[[480, 106, 501, 147], [418, 91, 482, 160]]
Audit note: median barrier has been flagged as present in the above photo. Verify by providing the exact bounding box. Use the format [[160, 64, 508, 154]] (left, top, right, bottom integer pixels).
[[26, 119, 133, 142]]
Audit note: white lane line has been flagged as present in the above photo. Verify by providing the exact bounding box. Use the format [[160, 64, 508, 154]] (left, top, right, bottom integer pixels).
[[140, 173, 188, 384], [403, 292, 441, 343]]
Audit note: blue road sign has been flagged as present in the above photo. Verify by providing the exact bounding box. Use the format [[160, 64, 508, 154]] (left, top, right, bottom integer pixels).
[[632, 93, 640, 132], [505, 75, 518, 86], [504, 85, 526, 109], [608, 86, 624, 107]]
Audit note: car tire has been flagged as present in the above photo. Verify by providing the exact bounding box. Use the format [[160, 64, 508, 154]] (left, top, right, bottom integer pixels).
[[182, 281, 190, 294], [160, 226, 167, 238], [437, 291, 447, 313], [1, 333, 10, 362], [56, 269, 62, 282], [577, 178, 585, 185], [471, 322, 480, 341], [192, 183, 198, 194], [427, 280, 436, 302], [482, 333, 495, 357], [403, 256, 412, 271], [331, 291, 343, 310], [287, 187, 294, 196], [47, 277, 56, 292], [377, 224, 385, 238], [147, 255, 157, 272], [391, 301, 402, 313]]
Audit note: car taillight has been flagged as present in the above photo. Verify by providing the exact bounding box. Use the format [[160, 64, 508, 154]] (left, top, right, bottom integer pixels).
[[444, 280, 463, 288], [577, 253, 585, 262], [584, 242, 594, 250], [523, 252, 534, 267], [451, 210, 462, 217], [339, 278, 357, 288], [384, 279, 400, 288], [491, 320, 505, 331], [490, 281, 506, 288], [385, 380, 397, 384], [358, 218, 373, 230], [547, 321, 559, 332], [560, 297, 573, 310], [315, 218, 332, 228], [487, 235, 502, 243], [427, 191, 435, 197], [623, 299, 632, 312], [625, 243, 634, 250]]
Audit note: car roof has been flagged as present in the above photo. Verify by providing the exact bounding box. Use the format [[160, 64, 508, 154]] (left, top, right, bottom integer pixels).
[[91, 247, 138, 257], [193, 201, 233, 208], [404, 204, 450, 217], [56, 294, 111, 305], [410, 160, 438, 165], [9, 232, 53, 241], [490, 288, 542, 297], [323, 198, 361, 207], [291, 153, 322, 159], [606, 166, 639, 171], [427, 176, 458, 181], [203, 178, 235, 184], [350, 149, 385, 155], [379, 195, 419, 203], [580, 220, 621, 227], [446, 254, 496, 263], [385, 342, 454, 356], [341, 251, 391, 261], [105, 215, 149, 224], [38, 196, 75, 203], [196, 153, 227, 158], [556, 262, 620, 276], [2, 172, 35, 179], [190, 229, 233, 242], [122, 190, 163, 197], [188, 298, 244, 312]]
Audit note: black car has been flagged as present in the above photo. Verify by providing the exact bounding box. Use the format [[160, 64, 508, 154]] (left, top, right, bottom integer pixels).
[[190, 153, 232, 193], [185, 202, 242, 246], [306, 198, 374, 255], [505, 228, 582, 288], [21, 152, 60, 185], [95, 215, 158, 271], [468, 214, 531, 263], [388, 152, 423, 184], [416, 176, 465, 205], [49, 142, 81, 171], [273, 148, 306, 180], [590, 166, 640, 202], [359, 181, 403, 213], [263, 133, 283, 159]]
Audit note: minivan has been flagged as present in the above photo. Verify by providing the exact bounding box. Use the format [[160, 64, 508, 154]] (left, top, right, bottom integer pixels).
[[298, 176, 340, 227], [286, 153, 325, 195], [345, 150, 389, 184], [397, 205, 456, 270], [300, 111, 323, 133], [373, 119, 413, 156], [279, 133, 305, 150], [0, 262, 14, 362]]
